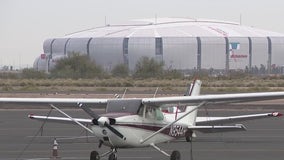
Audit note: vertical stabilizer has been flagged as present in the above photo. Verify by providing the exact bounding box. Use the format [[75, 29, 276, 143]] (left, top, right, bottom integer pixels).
[[185, 79, 202, 97], [181, 79, 202, 126], [164, 79, 202, 126]]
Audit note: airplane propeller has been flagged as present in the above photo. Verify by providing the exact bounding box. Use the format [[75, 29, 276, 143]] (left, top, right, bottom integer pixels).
[[78, 102, 126, 140]]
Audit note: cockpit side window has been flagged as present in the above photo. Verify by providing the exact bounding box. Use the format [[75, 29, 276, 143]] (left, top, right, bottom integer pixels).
[[145, 106, 164, 121], [155, 108, 164, 121]]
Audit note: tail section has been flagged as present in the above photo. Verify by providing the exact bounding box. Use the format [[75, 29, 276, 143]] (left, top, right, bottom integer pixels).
[[185, 79, 202, 96], [182, 79, 202, 126], [161, 79, 202, 141], [163, 80, 202, 125]]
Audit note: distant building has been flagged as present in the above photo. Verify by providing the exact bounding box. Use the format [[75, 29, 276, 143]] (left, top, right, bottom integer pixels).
[[34, 18, 284, 74]]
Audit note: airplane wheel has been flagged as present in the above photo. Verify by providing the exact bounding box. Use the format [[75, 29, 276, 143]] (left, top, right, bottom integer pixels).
[[90, 151, 100, 160], [170, 150, 181, 160], [108, 153, 117, 160], [186, 135, 192, 142], [185, 130, 193, 142]]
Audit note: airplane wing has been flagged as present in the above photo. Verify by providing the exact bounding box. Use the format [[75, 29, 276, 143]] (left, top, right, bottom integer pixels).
[[188, 124, 246, 133], [1, 92, 284, 108], [28, 114, 92, 125], [196, 112, 282, 125], [142, 92, 284, 106], [0, 97, 108, 106]]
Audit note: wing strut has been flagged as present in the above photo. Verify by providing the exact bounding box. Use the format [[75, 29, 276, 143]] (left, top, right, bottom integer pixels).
[[140, 101, 207, 144], [50, 104, 94, 134]]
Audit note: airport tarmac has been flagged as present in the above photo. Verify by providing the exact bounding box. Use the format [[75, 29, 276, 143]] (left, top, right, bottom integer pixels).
[[0, 108, 284, 160]]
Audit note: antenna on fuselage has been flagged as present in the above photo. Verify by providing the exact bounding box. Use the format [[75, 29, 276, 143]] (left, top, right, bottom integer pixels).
[[122, 88, 127, 98], [114, 88, 127, 99], [114, 94, 120, 98], [153, 87, 159, 98]]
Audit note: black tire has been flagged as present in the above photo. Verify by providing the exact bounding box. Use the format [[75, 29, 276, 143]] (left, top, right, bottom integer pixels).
[[186, 135, 192, 142], [90, 151, 100, 160], [185, 130, 193, 142], [170, 150, 181, 160], [108, 153, 117, 160]]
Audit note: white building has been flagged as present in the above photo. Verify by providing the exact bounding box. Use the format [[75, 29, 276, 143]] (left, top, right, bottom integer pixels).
[[34, 18, 284, 73]]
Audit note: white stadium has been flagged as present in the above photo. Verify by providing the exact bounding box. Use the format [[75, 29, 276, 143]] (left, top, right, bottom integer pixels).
[[34, 18, 284, 74]]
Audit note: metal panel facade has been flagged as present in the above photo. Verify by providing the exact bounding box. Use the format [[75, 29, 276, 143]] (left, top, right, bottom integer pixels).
[[33, 57, 47, 71], [250, 37, 268, 69], [43, 39, 54, 55], [163, 37, 197, 70], [41, 36, 284, 73], [51, 38, 69, 56], [128, 37, 155, 71], [200, 37, 226, 69], [89, 38, 124, 71], [271, 37, 284, 67], [65, 38, 90, 56]]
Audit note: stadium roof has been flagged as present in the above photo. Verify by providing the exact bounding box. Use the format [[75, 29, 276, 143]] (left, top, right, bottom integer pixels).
[[65, 17, 284, 38]]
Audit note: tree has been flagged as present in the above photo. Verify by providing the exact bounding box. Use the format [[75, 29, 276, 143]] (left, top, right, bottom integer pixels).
[[50, 53, 104, 79], [133, 57, 164, 78], [111, 64, 129, 77]]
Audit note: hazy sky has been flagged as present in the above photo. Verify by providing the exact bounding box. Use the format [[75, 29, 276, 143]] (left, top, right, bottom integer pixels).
[[1, 0, 284, 68]]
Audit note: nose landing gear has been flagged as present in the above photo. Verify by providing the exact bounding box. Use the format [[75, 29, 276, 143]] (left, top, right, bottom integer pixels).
[[90, 148, 117, 160], [90, 151, 100, 160], [108, 152, 117, 160], [185, 130, 193, 142]]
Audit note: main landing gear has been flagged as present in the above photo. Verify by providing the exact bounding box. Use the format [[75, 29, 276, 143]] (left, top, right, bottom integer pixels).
[[90, 148, 117, 160], [90, 151, 100, 160], [90, 146, 181, 160], [185, 130, 194, 160], [150, 143, 181, 160], [170, 150, 181, 160], [185, 130, 193, 142]]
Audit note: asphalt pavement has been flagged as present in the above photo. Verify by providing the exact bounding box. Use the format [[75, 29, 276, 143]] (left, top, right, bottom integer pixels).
[[0, 108, 284, 160]]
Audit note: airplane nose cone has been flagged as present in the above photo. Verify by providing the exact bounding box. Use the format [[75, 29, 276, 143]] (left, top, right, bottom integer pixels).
[[98, 117, 110, 126]]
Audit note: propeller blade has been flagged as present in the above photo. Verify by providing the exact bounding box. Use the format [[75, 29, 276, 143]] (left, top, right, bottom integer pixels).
[[104, 123, 126, 140], [78, 103, 125, 140], [78, 102, 100, 119]]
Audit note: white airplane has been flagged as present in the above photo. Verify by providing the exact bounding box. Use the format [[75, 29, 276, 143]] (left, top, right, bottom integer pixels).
[[0, 79, 283, 160]]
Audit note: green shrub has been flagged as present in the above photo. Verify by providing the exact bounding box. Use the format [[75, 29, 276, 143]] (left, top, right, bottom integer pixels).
[[111, 64, 129, 77], [133, 57, 164, 78], [50, 53, 104, 79]]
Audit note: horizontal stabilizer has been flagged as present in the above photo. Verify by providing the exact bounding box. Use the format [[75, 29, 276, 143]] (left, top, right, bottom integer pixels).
[[28, 114, 92, 125], [188, 124, 246, 133], [196, 112, 282, 125]]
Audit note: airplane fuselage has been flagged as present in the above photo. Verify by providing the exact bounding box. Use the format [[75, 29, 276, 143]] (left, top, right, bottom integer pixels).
[[91, 114, 189, 148]]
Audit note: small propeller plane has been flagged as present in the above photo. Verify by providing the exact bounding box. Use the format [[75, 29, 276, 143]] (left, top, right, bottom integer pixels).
[[0, 79, 283, 160]]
